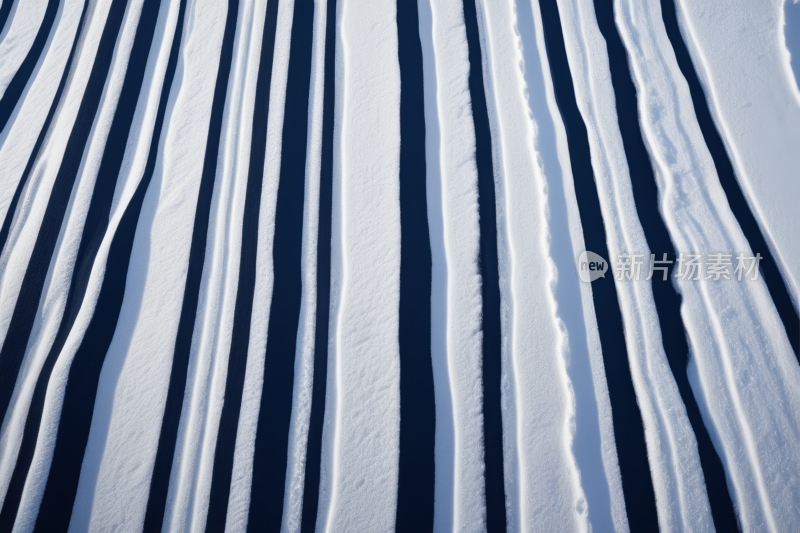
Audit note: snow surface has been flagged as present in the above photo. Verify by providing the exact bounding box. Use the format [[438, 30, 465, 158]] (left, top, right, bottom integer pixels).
[[160, 0, 294, 529], [0, 0, 798, 530], [552, 0, 725, 528], [616, 0, 800, 529], [316, 0, 401, 529], [0, 0, 47, 99], [0, 0, 147, 516], [516, 0, 630, 530], [417, 0, 487, 529], [676, 0, 800, 309]]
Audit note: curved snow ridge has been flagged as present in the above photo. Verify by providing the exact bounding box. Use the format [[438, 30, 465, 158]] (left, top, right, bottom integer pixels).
[[0, 0, 48, 98], [318, 0, 401, 529], [266, 1, 327, 531], [0, 0, 118, 367], [418, 0, 486, 529], [475, 0, 589, 530], [159, 0, 287, 528], [615, 0, 800, 529], [0, 0, 147, 508], [675, 0, 800, 309], [553, 0, 717, 529]]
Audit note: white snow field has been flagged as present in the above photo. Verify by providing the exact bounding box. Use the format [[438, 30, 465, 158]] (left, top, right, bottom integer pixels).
[[676, 0, 800, 309], [0, 0, 798, 531]]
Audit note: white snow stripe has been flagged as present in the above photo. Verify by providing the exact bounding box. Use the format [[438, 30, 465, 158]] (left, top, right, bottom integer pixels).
[[417, 0, 486, 529], [316, 0, 401, 529], [675, 0, 800, 309], [520, 0, 630, 530], [474, 0, 592, 529], [58, 0, 191, 528], [0, 0, 149, 514], [0, 0, 86, 504], [265, 0, 327, 531], [0, 0, 48, 98], [550, 0, 716, 529], [615, 0, 800, 529], [0, 0, 84, 227], [160, 0, 288, 529]]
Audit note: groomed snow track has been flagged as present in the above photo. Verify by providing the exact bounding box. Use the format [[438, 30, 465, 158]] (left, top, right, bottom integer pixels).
[[0, 0, 798, 531]]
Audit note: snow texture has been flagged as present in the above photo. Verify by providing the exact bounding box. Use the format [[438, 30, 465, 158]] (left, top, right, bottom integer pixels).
[[677, 0, 800, 309], [618, 0, 800, 530], [316, 0, 401, 529], [417, 0, 487, 529]]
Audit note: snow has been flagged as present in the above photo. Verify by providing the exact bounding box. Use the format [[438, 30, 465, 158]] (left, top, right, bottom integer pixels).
[[266, 1, 327, 531], [552, 0, 720, 529], [157, 0, 293, 529], [474, 0, 620, 529], [0, 0, 83, 226], [315, 0, 401, 529], [0, 0, 85, 501], [0, 0, 47, 99], [615, 0, 800, 529], [0, 0, 797, 530], [0, 0, 146, 512], [516, 0, 629, 530], [417, 0, 486, 529], [676, 0, 800, 308]]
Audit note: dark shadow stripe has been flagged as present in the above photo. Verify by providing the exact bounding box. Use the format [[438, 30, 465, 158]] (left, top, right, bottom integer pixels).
[[140, 0, 242, 528], [244, 0, 314, 530], [0, 0, 185, 528], [31, 5, 187, 530], [202, 0, 282, 529], [0, 0, 131, 526], [461, 0, 506, 529], [592, 0, 739, 529], [298, 0, 336, 529], [661, 0, 799, 358], [0, 0, 90, 423], [0, 0, 60, 135], [395, 0, 435, 530], [537, 0, 660, 530], [0, 0, 16, 42]]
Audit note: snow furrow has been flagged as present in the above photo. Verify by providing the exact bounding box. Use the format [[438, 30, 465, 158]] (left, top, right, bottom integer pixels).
[[475, 0, 598, 529], [614, 0, 800, 529], [0, 0, 87, 257], [550, 0, 725, 528], [0, 0, 150, 526], [316, 0, 401, 529], [0, 0, 87, 453], [0, 0, 48, 101], [417, 0, 486, 529], [158, 0, 281, 529], [254, 1, 327, 530], [674, 0, 800, 313], [519, 0, 630, 530]]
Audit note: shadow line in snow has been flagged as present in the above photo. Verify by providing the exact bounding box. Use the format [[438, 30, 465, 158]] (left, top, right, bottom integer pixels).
[[299, 0, 337, 528], [514, 0, 617, 528], [395, 0, 436, 529], [592, 0, 739, 529], [537, 0, 660, 529], [462, 0, 507, 529], [0, 0, 60, 135], [141, 0, 242, 527], [0, 0, 90, 427], [662, 0, 799, 357], [0, 0, 133, 526]]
